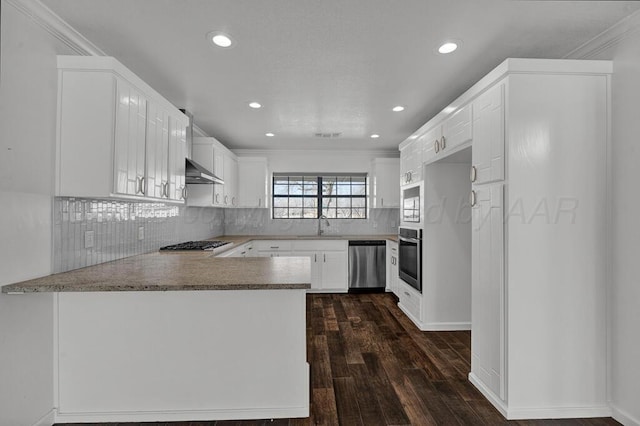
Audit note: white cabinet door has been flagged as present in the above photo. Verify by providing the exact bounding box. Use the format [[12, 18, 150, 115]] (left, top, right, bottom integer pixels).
[[371, 158, 400, 208], [213, 150, 225, 206], [441, 103, 473, 154], [238, 157, 269, 208], [386, 241, 399, 294], [145, 102, 169, 200], [114, 80, 147, 197], [472, 83, 504, 184], [223, 154, 238, 207], [320, 251, 348, 291], [471, 182, 504, 400], [400, 139, 423, 184], [168, 115, 188, 201], [421, 126, 441, 166]]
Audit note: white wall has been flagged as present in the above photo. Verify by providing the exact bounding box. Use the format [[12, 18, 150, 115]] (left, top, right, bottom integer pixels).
[[567, 12, 640, 426], [0, 1, 77, 424]]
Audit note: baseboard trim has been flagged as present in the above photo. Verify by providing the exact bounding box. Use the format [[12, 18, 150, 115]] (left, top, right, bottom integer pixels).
[[506, 405, 612, 420], [422, 321, 471, 331], [32, 408, 55, 426], [397, 303, 470, 331], [468, 372, 508, 417], [55, 406, 309, 423], [611, 404, 640, 426], [469, 372, 613, 421]]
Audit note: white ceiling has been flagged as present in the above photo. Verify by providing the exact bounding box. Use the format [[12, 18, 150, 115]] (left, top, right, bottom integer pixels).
[[42, 0, 639, 152]]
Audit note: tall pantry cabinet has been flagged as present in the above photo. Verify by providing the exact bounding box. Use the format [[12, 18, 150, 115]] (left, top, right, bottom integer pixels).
[[467, 59, 611, 419]]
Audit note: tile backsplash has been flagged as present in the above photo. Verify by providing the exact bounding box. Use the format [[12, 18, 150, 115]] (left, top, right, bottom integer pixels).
[[223, 208, 399, 236], [54, 198, 399, 273], [53, 197, 224, 273]]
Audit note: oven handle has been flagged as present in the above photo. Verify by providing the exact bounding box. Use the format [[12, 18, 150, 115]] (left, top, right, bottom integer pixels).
[[398, 236, 420, 243]]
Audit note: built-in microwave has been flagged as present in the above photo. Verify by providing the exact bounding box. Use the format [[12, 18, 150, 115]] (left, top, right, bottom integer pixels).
[[401, 182, 422, 224]]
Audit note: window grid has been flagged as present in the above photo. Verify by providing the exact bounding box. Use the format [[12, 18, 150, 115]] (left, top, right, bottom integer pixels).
[[272, 175, 367, 219]]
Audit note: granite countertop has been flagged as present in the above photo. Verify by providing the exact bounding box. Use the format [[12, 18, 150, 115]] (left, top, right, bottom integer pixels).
[[214, 234, 398, 251], [1, 234, 395, 294], [2, 253, 311, 294]]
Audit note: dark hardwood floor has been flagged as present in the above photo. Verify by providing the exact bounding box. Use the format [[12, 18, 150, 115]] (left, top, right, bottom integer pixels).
[[56, 293, 619, 426]]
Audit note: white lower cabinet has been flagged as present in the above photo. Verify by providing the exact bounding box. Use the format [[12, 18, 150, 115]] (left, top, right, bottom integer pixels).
[[217, 242, 253, 258], [292, 240, 348, 292], [397, 280, 421, 322], [386, 241, 399, 295], [254, 240, 293, 258]]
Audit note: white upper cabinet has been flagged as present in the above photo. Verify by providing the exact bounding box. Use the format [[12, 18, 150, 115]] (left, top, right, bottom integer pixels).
[[188, 137, 236, 208], [400, 139, 422, 185], [223, 154, 238, 207], [113, 80, 147, 197], [441, 103, 473, 154], [145, 102, 169, 199], [471, 83, 504, 184], [237, 157, 269, 208], [56, 56, 188, 203], [370, 158, 400, 208], [421, 125, 442, 165], [167, 116, 188, 201]]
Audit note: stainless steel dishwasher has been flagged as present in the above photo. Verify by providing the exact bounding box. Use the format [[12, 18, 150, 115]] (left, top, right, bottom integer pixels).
[[348, 240, 386, 292]]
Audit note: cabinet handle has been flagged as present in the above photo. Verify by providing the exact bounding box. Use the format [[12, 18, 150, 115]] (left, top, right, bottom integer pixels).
[[135, 177, 142, 194], [324, 254, 326, 262], [381, 198, 384, 207], [258, 198, 262, 207], [440, 136, 446, 150], [470, 190, 476, 207], [140, 177, 146, 195], [314, 254, 317, 262], [270, 246, 279, 249], [215, 194, 220, 203], [182, 186, 188, 200], [404, 291, 410, 297], [232, 196, 237, 206], [224, 195, 229, 205], [408, 171, 412, 182], [434, 139, 440, 154], [470, 166, 477, 183]]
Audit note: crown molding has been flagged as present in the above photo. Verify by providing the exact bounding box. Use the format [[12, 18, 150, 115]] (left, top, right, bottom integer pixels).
[[564, 9, 640, 59], [5, 0, 105, 56], [192, 124, 210, 138]]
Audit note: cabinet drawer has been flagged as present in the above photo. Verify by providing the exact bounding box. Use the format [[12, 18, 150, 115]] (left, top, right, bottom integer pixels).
[[292, 240, 347, 252], [253, 240, 293, 251], [398, 281, 421, 321]]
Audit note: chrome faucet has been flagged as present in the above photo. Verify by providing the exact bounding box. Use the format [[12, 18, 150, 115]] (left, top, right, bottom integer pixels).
[[318, 215, 330, 236]]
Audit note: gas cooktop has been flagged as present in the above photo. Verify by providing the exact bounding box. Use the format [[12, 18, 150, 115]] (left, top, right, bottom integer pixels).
[[159, 241, 230, 251]]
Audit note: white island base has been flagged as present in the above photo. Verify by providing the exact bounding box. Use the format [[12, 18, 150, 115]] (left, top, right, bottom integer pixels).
[[53, 290, 309, 423]]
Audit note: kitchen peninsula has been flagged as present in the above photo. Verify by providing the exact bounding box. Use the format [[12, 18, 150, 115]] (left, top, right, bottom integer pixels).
[[2, 254, 311, 423]]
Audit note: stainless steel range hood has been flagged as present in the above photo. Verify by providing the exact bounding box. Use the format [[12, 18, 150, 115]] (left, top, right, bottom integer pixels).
[[181, 109, 223, 185], [185, 158, 224, 184]]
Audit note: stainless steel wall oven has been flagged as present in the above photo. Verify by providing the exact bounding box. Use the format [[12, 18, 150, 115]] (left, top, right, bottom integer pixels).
[[398, 227, 422, 292]]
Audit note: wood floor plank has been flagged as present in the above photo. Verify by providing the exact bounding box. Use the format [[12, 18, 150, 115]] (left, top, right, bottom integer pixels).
[[310, 387, 339, 426], [333, 377, 364, 426]]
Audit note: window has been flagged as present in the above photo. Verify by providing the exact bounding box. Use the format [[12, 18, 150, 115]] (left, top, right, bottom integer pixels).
[[272, 174, 367, 219]]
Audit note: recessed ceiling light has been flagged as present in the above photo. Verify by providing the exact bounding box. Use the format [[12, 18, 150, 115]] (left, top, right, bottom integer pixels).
[[265, 132, 275, 137], [438, 41, 458, 54], [249, 102, 262, 109], [207, 31, 234, 48], [392, 106, 405, 112], [370, 134, 380, 139]]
